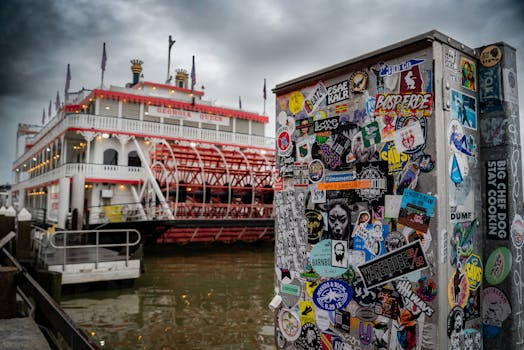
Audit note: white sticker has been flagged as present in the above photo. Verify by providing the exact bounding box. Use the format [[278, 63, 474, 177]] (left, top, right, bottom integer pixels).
[[385, 195, 403, 218], [393, 120, 425, 154]]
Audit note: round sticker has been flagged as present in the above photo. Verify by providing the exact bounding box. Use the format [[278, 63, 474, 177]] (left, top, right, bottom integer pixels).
[[447, 306, 465, 338], [278, 308, 301, 341], [305, 209, 324, 244], [308, 159, 324, 183], [511, 214, 524, 248], [296, 323, 321, 349], [312, 279, 352, 311], [384, 230, 408, 252], [277, 127, 292, 156], [482, 286, 511, 339], [485, 246, 512, 285], [480, 45, 502, 67], [310, 239, 348, 277], [289, 91, 305, 115]]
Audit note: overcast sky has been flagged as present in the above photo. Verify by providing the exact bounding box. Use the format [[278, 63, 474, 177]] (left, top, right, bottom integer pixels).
[[0, 0, 523, 184]]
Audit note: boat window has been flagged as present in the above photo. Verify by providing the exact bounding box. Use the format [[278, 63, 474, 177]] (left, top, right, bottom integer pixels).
[[103, 149, 118, 165], [128, 151, 141, 167]]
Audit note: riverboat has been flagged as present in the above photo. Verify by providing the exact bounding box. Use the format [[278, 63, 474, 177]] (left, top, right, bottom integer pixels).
[[10, 59, 276, 244]]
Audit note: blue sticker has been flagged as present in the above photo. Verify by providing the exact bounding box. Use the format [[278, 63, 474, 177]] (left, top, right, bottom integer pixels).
[[401, 189, 436, 217], [310, 239, 348, 277], [312, 279, 352, 311]]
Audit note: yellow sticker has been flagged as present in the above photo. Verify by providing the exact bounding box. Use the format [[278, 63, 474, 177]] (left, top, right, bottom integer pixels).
[[306, 280, 319, 297], [289, 91, 305, 115], [299, 300, 315, 325]]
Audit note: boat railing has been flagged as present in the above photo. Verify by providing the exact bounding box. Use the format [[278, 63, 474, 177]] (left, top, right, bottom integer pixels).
[[33, 227, 141, 271]]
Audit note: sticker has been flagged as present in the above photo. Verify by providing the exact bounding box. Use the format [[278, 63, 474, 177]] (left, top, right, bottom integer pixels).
[[465, 253, 483, 291], [503, 67, 519, 104], [351, 131, 377, 163], [308, 159, 324, 183], [275, 313, 287, 349], [357, 240, 429, 290], [325, 199, 352, 241], [464, 288, 481, 321], [332, 240, 349, 268], [479, 65, 503, 113], [300, 301, 315, 325], [450, 89, 477, 130], [314, 307, 331, 331], [396, 161, 421, 195], [374, 92, 433, 119], [361, 121, 382, 148], [395, 279, 435, 316], [281, 278, 302, 308], [352, 278, 378, 307], [304, 81, 328, 116], [295, 322, 321, 349], [449, 176, 474, 220], [305, 209, 324, 244], [414, 153, 434, 173], [460, 56, 476, 91], [480, 45, 502, 67], [373, 318, 392, 350], [356, 306, 379, 322], [401, 189, 436, 217], [445, 48, 458, 71], [393, 120, 425, 154], [310, 239, 348, 277], [398, 192, 433, 233], [485, 159, 509, 240], [448, 265, 470, 308], [278, 308, 301, 341], [385, 195, 402, 218], [482, 286, 512, 338], [374, 287, 401, 319], [359, 321, 373, 345], [449, 220, 476, 267], [355, 161, 391, 204], [385, 230, 408, 252], [395, 114, 428, 154], [313, 115, 340, 133], [447, 306, 465, 342], [309, 184, 326, 204], [463, 328, 482, 350], [449, 153, 469, 185], [334, 309, 351, 332], [415, 276, 437, 302], [289, 91, 305, 115], [511, 214, 524, 248], [366, 95, 376, 118], [485, 246, 512, 285], [350, 71, 368, 93], [276, 126, 293, 156], [377, 59, 425, 77], [326, 80, 350, 105], [448, 120, 475, 157], [312, 279, 353, 311], [400, 65, 423, 93], [353, 221, 388, 261], [277, 111, 295, 130]]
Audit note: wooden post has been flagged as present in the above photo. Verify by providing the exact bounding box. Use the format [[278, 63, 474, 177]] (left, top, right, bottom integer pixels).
[[35, 270, 62, 303], [16, 209, 32, 262], [0, 266, 18, 319]]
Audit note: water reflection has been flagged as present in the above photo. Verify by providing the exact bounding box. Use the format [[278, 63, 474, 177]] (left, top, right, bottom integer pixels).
[[61, 243, 275, 349]]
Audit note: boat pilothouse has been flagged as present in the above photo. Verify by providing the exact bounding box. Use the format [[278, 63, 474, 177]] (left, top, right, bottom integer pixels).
[[11, 59, 276, 244]]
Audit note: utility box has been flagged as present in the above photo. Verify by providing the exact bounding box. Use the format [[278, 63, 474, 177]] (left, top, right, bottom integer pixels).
[[272, 30, 521, 350]]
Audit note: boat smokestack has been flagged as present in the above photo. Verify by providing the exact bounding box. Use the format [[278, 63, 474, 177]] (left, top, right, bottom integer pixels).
[[130, 59, 143, 86]]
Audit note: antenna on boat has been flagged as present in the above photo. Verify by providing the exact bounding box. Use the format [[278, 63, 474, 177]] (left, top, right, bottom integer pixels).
[[166, 35, 176, 84]]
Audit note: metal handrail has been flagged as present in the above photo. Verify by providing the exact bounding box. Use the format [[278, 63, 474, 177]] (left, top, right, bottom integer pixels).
[[41, 229, 141, 270]]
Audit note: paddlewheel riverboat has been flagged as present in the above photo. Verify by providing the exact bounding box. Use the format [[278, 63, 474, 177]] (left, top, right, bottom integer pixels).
[[11, 59, 275, 244]]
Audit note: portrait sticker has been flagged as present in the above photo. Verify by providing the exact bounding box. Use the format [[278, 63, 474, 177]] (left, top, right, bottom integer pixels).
[[448, 266, 470, 308], [331, 239, 349, 268], [310, 239, 348, 277], [308, 159, 324, 183], [485, 160, 509, 240], [460, 56, 476, 91], [357, 240, 429, 290]]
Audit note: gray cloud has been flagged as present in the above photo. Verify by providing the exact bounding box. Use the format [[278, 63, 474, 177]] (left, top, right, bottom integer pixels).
[[0, 0, 523, 184]]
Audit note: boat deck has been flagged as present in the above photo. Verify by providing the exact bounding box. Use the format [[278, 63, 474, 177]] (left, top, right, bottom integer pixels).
[[41, 246, 128, 266]]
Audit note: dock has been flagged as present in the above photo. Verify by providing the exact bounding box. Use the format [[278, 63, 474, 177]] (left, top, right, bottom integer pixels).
[[0, 317, 51, 350]]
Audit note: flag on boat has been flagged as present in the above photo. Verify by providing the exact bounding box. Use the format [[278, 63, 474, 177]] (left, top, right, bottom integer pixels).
[[263, 78, 267, 100], [239, 96, 242, 109], [191, 55, 196, 91], [65, 64, 71, 94], [48, 100, 52, 118], [42, 108, 45, 125], [55, 91, 60, 111], [101, 42, 107, 72]]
